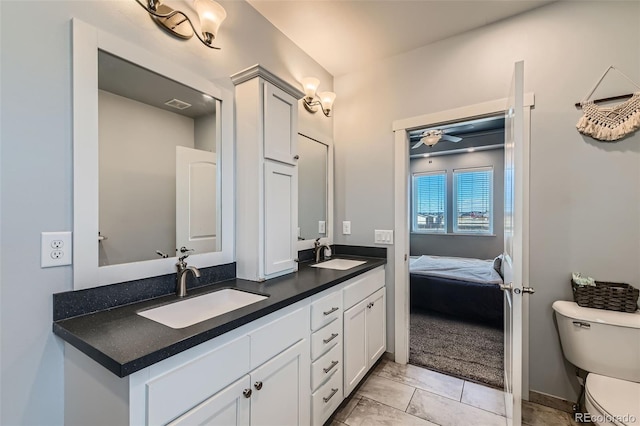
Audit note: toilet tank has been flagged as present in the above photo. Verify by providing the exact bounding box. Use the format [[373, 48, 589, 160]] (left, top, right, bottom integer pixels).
[[552, 301, 640, 383]]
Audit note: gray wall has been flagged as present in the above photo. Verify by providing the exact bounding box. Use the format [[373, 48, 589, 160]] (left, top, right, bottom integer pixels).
[[99, 90, 194, 266], [334, 1, 640, 402], [0, 1, 332, 424], [410, 148, 504, 260]]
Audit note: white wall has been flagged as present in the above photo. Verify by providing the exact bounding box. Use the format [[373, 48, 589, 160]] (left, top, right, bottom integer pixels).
[[0, 1, 332, 424], [334, 1, 640, 401]]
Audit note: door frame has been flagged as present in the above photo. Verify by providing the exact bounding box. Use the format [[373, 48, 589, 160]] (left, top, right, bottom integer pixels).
[[391, 94, 534, 399]]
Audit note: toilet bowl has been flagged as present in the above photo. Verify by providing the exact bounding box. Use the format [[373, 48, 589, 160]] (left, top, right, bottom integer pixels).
[[552, 301, 640, 426]]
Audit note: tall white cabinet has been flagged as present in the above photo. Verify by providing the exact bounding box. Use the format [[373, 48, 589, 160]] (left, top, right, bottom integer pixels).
[[231, 65, 304, 281]]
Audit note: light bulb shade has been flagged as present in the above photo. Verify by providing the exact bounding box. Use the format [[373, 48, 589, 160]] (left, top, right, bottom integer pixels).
[[318, 91, 336, 113], [421, 134, 441, 146], [194, 0, 227, 40], [301, 77, 320, 100]]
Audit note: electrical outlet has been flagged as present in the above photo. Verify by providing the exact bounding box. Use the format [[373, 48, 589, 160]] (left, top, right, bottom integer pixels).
[[41, 231, 72, 268], [318, 221, 326, 234], [342, 221, 351, 235]]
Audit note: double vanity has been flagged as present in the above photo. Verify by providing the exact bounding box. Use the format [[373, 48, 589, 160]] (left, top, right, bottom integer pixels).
[[55, 256, 386, 425], [58, 18, 387, 426]]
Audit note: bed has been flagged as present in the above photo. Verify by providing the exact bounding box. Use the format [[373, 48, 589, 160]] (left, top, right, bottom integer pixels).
[[409, 255, 504, 326]]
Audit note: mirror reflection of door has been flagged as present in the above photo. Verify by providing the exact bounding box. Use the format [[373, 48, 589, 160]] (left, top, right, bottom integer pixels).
[[297, 134, 328, 241], [97, 50, 219, 266], [176, 147, 218, 255]]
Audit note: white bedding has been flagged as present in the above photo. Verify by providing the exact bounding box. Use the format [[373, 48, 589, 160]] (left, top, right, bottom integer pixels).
[[409, 255, 503, 285]]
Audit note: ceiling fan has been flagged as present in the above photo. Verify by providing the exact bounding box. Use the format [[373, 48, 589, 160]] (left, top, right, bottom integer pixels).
[[411, 123, 475, 149]]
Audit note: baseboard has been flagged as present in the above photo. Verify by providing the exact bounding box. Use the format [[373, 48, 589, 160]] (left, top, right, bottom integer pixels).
[[529, 390, 575, 414]]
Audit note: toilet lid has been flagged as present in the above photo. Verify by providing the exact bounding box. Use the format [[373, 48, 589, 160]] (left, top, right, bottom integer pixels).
[[586, 374, 640, 425]]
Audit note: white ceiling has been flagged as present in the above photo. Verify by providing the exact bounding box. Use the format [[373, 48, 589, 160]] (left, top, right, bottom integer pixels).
[[246, 0, 553, 77]]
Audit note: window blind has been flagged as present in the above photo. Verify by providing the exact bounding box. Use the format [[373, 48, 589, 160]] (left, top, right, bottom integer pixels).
[[412, 171, 446, 232], [453, 167, 493, 234]]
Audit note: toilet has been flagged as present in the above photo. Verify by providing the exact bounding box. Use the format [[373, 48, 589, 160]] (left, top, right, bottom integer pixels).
[[553, 301, 640, 426]]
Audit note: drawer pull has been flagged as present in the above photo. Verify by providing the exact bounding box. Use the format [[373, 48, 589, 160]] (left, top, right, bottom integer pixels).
[[243, 388, 252, 398], [323, 388, 339, 403], [254, 381, 263, 390], [323, 333, 339, 344], [323, 360, 339, 374], [323, 307, 339, 316]]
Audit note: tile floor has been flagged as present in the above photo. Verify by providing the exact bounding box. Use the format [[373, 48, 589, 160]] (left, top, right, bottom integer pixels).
[[329, 358, 583, 426]]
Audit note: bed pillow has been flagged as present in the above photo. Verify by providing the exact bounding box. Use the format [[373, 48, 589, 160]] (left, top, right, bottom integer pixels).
[[493, 254, 503, 275]]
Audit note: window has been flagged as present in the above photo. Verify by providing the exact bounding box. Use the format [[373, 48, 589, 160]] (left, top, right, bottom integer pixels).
[[412, 171, 446, 233], [453, 167, 493, 234]]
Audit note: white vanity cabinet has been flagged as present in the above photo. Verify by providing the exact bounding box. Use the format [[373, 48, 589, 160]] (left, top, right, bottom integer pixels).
[[231, 65, 304, 282], [309, 289, 344, 426], [343, 268, 386, 397]]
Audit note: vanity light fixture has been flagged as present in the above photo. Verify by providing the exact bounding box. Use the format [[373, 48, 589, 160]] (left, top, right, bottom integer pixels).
[[134, 0, 227, 49], [301, 77, 336, 117]]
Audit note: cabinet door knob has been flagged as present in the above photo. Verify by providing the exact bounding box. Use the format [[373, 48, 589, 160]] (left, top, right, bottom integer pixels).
[[254, 381, 263, 390], [243, 388, 252, 398], [367, 302, 373, 309], [293, 155, 300, 160]]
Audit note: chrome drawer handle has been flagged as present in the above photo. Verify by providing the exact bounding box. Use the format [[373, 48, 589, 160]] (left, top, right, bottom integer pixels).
[[323, 360, 339, 374], [367, 302, 374, 309], [323, 333, 339, 344], [254, 381, 263, 390], [243, 388, 252, 398], [323, 307, 339, 316], [573, 321, 590, 329], [323, 388, 339, 403]]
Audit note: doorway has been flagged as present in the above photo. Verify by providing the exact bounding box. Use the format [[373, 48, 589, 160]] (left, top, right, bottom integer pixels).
[[392, 94, 534, 399]]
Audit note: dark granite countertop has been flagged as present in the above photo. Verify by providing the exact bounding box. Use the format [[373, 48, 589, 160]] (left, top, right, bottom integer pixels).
[[53, 256, 386, 378]]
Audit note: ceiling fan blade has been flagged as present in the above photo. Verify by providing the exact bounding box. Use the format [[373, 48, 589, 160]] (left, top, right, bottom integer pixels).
[[443, 124, 475, 134], [441, 135, 462, 143], [412, 140, 424, 149]]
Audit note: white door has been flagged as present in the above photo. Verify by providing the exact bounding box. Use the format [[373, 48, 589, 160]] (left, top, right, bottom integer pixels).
[[343, 298, 368, 396], [250, 340, 308, 426], [503, 60, 526, 426], [176, 146, 218, 255], [264, 161, 297, 276], [366, 288, 386, 365], [264, 83, 298, 166], [168, 375, 251, 426]]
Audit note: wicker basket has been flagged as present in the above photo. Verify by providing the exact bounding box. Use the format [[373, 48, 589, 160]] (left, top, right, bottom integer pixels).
[[571, 280, 639, 313]]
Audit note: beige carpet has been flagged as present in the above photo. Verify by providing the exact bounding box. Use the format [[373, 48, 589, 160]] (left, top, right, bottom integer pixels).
[[409, 309, 504, 388]]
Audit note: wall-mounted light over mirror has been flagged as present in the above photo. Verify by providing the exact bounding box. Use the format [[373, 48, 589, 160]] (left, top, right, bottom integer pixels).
[[134, 0, 227, 49], [72, 19, 234, 290], [297, 133, 334, 251], [301, 77, 336, 117]]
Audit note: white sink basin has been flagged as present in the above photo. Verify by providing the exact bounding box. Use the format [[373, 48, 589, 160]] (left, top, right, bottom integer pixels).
[[310, 259, 366, 270], [138, 289, 268, 329]]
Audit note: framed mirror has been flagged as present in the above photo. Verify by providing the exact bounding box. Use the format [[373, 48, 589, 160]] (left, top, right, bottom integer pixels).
[[297, 133, 333, 250], [72, 19, 234, 289]]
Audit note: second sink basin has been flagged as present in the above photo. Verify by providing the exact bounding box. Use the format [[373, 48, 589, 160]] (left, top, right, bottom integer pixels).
[[310, 258, 366, 270], [138, 289, 268, 329]]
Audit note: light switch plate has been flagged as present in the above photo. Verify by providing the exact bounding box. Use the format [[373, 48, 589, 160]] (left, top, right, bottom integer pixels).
[[374, 230, 394, 245], [41, 231, 72, 267], [342, 221, 351, 235], [318, 221, 326, 234]]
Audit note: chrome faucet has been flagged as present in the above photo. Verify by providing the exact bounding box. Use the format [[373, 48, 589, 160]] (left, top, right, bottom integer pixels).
[[314, 238, 331, 263], [176, 248, 200, 297]]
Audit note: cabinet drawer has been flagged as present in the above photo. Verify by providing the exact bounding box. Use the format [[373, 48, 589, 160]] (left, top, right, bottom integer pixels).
[[311, 368, 343, 426], [147, 336, 250, 426], [311, 317, 341, 360], [249, 306, 308, 368], [311, 290, 342, 331], [343, 267, 385, 310], [311, 342, 342, 391]]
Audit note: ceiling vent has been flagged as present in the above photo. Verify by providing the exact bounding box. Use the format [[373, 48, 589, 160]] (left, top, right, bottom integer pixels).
[[164, 98, 192, 110]]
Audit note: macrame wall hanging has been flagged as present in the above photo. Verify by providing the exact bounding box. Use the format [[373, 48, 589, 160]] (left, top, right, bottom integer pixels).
[[576, 66, 640, 142]]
